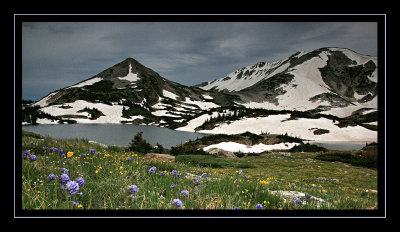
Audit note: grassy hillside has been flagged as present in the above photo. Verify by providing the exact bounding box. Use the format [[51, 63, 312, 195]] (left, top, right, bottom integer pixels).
[[21, 131, 378, 210]]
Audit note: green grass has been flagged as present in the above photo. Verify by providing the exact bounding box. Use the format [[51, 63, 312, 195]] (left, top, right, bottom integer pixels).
[[21, 131, 378, 210]]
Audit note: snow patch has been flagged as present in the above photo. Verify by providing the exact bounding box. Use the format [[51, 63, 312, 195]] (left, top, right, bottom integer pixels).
[[203, 141, 300, 153], [163, 90, 179, 100], [67, 77, 103, 89], [117, 64, 140, 82]]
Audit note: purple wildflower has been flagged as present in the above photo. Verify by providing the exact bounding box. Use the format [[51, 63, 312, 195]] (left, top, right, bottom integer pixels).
[[195, 179, 201, 185], [80, 153, 87, 158], [171, 199, 183, 209], [127, 157, 132, 161], [201, 173, 207, 178], [233, 207, 239, 210], [245, 175, 249, 180], [72, 201, 79, 206], [131, 195, 136, 200], [256, 204, 263, 210], [43, 146, 47, 151], [294, 198, 302, 204], [304, 193, 312, 199], [237, 170, 243, 175], [160, 172, 166, 176], [89, 149, 95, 154], [60, 173, 70, 184], [24, 150, 30, 155], [48, 173, 56, 181], [180, 190, 189, 198], [127, 185, 139, 194], [60, 168, 69, 174], [290, 184, 296, 189], [58, 148, 63, 154], [170, 170, 178, 176], [149, 166, 157, 174], [50, 147, 56, 152], [65, 181, 80, 195], [29, 155, 37, 161], [170, 184, 176, 189], [75, 177, 85, 187], [22, 153, 27, 159]]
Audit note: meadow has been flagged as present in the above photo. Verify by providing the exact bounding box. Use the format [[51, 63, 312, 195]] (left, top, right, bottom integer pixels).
[[20, 131, 378, 211]]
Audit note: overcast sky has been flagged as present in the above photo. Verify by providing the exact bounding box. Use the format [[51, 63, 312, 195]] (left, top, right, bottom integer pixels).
[[21, 21, 378, 101]]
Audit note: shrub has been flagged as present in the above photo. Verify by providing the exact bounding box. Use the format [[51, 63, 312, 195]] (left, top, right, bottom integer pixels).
[[127, 131, 153, 154]]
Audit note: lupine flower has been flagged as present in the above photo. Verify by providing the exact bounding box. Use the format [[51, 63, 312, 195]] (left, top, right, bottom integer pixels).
[[170, 184, 176, 189], [73, 143, 77, 147], [131, 195, 136, 200], [43, 146, 47, 151], [61, 152, 65, 158], [304, 193, 312, 199], [89, 149, 95, 154], [256, 204, 263, 209], [290, 184, 296, 189], [76, 177, 85, 187], [29, 155, 36, 161], [201, 173, 207, 178], [48, 173, 56, 181], [180, 190, 189, 198], [72, 201, 79, 206], [149, 166, 157, 174], [171, 199, 183, 209], [24, 150, 30, 155], [327, 197, 333, 201], [237, 170, 243, 175], [294, 198, 302, 204], [127, 157, 132, 161], [160, 172, 166, 176], [66, 181, 80, 195], [127, 185, 138, 194], [233, 207, 239, 210], [81, 153, 87, 158], [60, 174, 70, 184], [22, 153, 27, 159], [58, 148, 63, 154], [97, 152, 101, 155], [50, 147, 56, 152], [245, 175, 249, 180]]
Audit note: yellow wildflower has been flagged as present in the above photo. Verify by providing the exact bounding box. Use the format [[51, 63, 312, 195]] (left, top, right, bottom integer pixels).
[[67, 152, 73, 157], [78, 204, 83, 208]]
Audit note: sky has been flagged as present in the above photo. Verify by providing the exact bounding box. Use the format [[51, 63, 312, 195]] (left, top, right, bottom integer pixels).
[[21, 21, 378, 101]]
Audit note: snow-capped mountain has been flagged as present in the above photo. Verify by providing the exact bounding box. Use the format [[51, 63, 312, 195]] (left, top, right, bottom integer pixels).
[[26, 48, 378, 142], [199, 47, 377, 117], [31, 57, 236, 127]]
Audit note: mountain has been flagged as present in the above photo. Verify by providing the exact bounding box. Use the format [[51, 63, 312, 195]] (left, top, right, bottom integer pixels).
[[199, 47, 377, 117], [27, 48, 378, 142], [31, 57, 237, 128]]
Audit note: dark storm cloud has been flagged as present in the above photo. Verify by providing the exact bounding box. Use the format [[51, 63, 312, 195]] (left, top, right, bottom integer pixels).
[[21, 21, 377, 101]]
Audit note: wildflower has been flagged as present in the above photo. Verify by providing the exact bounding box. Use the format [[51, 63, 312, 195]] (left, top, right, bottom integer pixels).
[[170, 170, 178, 176], [256, 204, 263, 210], [127, 157, 132, 161], [65, 181, 80, 195], [89, 149, 95, 154], [73, 143, 77, 147], [294, 198, 302, 204], [75, 177, 85, 187], [170, 184, 176, 189], [24, 150, 30, 155], [22, 153, 27, 159], [72, 201, 79, 206], [233, 207, 239, 210], [327, 197, 333, 201], [149, 166, 157, 174], [237, 170, 243, 175], [131, 195, 136, 200], [61, 153, 66, 158], [29, 155, 37, 161], [195, 179, 201, 185], [80, 153, 87, 158], [171, 199, 183, 209], [290, 184, 296, 189], [78, 204, 83, 208], [201, 173, 207, 178], [48, 173, 56, 181], [58, 148, 63, 154], [60, 168, 69, 174], [67, 152, 74, 157], [43, 146, 47, 151], [304, 193, 312, 199], [245, 175, 249, 180], [127, 185, 139, 194], [180, 190, 189, 198], [50, 147, 56, 152], [160, 172, 166, 176], [60, 174, 70, 184]]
